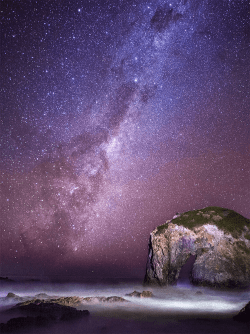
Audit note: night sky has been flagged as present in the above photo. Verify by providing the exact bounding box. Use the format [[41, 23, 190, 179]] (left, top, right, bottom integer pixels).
[[1, 0, 250, 280]]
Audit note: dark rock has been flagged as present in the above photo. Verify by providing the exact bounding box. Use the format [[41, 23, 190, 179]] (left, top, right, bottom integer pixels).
[[126, 290, 153, 298], [0, 300, 90, 332], [195, 291, 203, 295], [35, 315, 51, 326], [126, 291, 141, 297], [0, 315, 52, 332], [6, 293, 17, 298], [0, 305, 87, 333], [233, 301, 250, 322], [5, 293, 25, 302], [13, 300, 89, 320], [0, 277, 13, 282], [0, 316, 37, 332]]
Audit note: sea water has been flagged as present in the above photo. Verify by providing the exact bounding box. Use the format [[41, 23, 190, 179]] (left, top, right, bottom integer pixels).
[[0, 278, 250, 333]]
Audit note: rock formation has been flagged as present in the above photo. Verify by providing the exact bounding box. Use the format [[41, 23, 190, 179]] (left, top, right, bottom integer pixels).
[[5, 292, 26, 302], [0, 299, 89, 332], [13, 300, 89, 319], [144, 207, 250, 288], [3, 293, 129, 307], [0, 277, 13, 282], [233, 301, 250, 322], [81, 296, 128, 303], [0, 316, 50, 332], [126, 290, 153, 298]]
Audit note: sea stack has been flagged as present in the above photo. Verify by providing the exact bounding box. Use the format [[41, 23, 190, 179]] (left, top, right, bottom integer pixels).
[[144, 207, 250, 288]]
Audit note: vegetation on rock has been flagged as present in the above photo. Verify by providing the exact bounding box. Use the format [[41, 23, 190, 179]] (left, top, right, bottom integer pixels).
[[157, 206, 250, 238]]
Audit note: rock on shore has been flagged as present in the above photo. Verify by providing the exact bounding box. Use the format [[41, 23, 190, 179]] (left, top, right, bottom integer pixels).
[[126, 291, 153, 298], [233, 301, 250, 322], [0, 299, 89, 332], [144, 206, 250, 288]]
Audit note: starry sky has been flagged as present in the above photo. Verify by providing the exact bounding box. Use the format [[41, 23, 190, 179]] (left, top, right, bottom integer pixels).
[[1, 0, 250, 280]]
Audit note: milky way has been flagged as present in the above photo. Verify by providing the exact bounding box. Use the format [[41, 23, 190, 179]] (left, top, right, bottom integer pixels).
[[1, 0, 250, 279]]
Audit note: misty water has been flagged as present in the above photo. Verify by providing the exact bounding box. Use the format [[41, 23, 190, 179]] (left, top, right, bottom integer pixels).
[[0, 278, 250, 333]]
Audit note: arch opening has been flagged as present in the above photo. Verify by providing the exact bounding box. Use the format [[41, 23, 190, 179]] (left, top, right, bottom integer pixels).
[[177, 254, 196, 286]]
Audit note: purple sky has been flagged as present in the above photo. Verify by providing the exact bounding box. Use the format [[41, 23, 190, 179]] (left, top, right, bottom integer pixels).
[[1, 0, 249, 280]]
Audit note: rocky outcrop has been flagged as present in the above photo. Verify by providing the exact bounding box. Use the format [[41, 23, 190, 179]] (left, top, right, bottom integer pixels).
[[47, 296, 84, 307], [0, 300, 89, 332], [0, 277, 13, 282], [126, 291, 153, 298], [81, 296, 128, 303], [0, 293, 130, 332], [13, 300, 89, 319], [0, 315, 51, 332], [5, 292, 26, 302], [3, 293, 128, 307], [233, 301, 250, 322], [4, 292, 57, 304], [144, 207, 250, 288]]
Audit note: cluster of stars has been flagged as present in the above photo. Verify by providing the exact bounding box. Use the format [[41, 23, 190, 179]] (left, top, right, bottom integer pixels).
[[0, 0, 249, 279]]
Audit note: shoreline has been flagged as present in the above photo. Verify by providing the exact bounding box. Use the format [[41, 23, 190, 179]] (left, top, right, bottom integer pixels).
[[0, 282, 250, 333]]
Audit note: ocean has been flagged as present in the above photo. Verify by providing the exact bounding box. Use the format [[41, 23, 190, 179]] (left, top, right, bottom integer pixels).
[[0, 278, 249, 333]]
